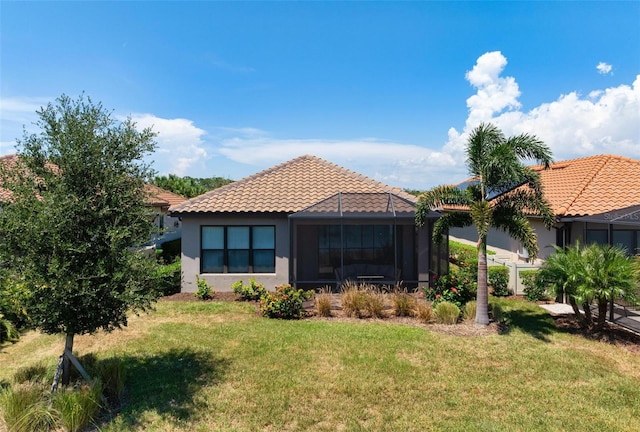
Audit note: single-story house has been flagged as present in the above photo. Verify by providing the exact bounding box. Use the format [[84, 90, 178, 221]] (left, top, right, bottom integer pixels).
[[448, 154, 640, 292], [169, 155, 445, 292]]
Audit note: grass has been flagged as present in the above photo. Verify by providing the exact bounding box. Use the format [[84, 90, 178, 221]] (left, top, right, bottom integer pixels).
[[1, 299, 640, 431]]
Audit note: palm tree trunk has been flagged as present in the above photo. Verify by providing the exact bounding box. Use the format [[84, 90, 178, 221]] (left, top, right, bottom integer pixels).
[[596, 300, 608, 330], [476, 237, 490, 325], [62, 332, 74, 386]]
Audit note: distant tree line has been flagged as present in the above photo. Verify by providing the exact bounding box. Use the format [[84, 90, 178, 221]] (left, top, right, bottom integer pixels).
[[153, 174, 234, 198]]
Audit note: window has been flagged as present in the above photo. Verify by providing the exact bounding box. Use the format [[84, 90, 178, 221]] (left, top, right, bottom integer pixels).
[[201, 226, 275, 273]]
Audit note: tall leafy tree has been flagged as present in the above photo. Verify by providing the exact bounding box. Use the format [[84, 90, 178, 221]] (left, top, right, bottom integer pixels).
[[0, 94, 160, 384], [416, 123, 554, 325]]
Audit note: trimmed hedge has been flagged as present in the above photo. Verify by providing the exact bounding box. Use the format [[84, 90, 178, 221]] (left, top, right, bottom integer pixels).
[[488, 266, 510, 297]]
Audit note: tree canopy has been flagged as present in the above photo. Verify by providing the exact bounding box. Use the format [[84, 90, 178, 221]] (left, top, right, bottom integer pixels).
[[153, 174, 234, 198], [416, 123, 554, 325], [0, 94, 161, 383]]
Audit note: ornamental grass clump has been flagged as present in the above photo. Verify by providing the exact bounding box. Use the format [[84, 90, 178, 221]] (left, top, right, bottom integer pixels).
[[0, 382, 57, 432], [434, 301, 460, 325], [314, 288, 333, 317], [462, 301, 477, 321], [260, 284, 312, 319], [414, 301, 435, 323], [52, 380, 103, 432], [340, 283, 386, 318], [392, 288, 416, 317]]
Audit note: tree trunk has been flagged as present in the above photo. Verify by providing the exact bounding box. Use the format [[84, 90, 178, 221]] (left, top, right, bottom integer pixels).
[[568, 298, 588, 328], [475, 237, 490, 325], [62, 332, 74, 386], [595, 300, 608, 330]]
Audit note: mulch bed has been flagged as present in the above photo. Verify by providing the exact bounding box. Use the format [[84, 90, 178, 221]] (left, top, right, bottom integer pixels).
[[161, 292, 640, 350]]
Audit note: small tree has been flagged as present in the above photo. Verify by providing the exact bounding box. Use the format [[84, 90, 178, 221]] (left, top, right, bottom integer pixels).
[[0, 94, 160, 385]]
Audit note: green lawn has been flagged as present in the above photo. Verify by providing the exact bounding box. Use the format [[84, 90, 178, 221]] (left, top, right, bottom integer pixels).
[[1, 299, 639, 431]]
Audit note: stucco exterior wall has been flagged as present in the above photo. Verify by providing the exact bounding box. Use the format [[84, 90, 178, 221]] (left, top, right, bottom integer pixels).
[[450, 218, 557, 262], [181, 214, 290, 292]]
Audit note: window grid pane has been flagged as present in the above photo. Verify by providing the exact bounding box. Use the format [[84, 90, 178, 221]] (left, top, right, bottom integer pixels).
[[201, 225, 275, 274]]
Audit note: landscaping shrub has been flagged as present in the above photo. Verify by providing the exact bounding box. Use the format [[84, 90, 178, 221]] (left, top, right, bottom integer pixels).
[[462, 301, 477, 321], [434, 301, 460, 325], [52, 380, 102, 432], [392, 289, 416, 317], [414, 301, 435, 323], [260, 284, 312, 319], [488, 266, 510, 297], [195, 275, 214, 300], [231, 278, 267, 301], [521, 270, 548, 301], [155, 260, 182, 296], [423, 271, 476, 308], [314, 288, 333, 317], [158, 238, 181, 264]]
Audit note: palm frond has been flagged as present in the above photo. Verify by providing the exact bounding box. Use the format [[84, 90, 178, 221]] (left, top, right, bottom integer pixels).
[[431, 212, 473, 244], [506, 133, 553, 168], [416, 185, 470, 227], [465, 123, 505, 178], [492, 213, 540, 259]]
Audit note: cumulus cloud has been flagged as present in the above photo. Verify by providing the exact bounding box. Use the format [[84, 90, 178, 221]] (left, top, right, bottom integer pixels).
[[127, 114, 209, 176], [596, 62, 613, 75], [446, 52, 640, 167]]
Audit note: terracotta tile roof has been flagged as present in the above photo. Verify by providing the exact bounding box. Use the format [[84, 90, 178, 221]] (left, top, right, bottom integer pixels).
[[0, 154, 19, 202], [170, 155, 416, 214], [532, 154, 640, 217], [144, 184, 187, 208], [446, 154, 640, 217]]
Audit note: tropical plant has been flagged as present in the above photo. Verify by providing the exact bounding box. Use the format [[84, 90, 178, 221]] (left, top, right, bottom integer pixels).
[[539, 243, 640, 330], [416, 123, 554, 324], [423, 271, 476, 308]]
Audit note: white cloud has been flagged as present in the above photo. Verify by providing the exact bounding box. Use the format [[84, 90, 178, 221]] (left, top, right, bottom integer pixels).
[[0, 96, 51, 153], [597, 62, 613, 75], [216, 132, 462, 189], [446, 52, 640, 168], [127, 114, 209, 176]]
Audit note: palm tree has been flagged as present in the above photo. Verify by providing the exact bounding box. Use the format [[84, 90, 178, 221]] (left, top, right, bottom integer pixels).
[[539, 242, 639, 330], [416, 123, 555, 325]]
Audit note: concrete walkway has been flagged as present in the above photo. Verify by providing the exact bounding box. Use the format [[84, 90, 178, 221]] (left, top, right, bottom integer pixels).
[[540, 302, 640, 335]]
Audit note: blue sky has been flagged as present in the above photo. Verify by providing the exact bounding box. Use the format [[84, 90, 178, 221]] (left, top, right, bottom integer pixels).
[[1, 1, 639, 190]]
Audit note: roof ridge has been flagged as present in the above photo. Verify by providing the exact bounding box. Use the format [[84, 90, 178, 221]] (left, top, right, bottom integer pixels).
[[557, 154, 611, 215]]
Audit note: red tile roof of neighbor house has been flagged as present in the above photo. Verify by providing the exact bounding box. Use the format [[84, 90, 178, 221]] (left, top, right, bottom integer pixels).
[[532, 154, 640, 217], [447, 154, 640, 218], [170, 155, 416, 214], [144, 184, 187, 208]]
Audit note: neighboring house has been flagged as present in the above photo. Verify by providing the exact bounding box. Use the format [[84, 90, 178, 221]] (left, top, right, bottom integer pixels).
[[170, 155, 444, 292], [449, 154, 640, 292], [144, 184, 187, 246]]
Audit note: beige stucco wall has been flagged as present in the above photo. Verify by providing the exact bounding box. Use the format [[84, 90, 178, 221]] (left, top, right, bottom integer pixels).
[[180, 215, 290, 292], [450, 218, 557, 262]]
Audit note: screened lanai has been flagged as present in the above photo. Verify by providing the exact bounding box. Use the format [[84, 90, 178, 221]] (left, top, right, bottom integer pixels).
[[288, 192, 445, 289]]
